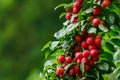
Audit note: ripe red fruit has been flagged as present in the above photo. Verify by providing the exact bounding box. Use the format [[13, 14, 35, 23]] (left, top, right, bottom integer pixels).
[[89, 61, 94, 67], [74, 35, 82, 42], [77, 0, 84, 4], [74, 2, 81, 9], [84, 65, 89, 71], [90, 49, 98, 57], [69, 68, 75, 75], [74, 45, 80, 52], [81, 57, 89, 64], [75, 52, 83, 59], [81, 41, 88, 49], [95, 34, 102, 40], [73, 7, 80, 14], [66, 8, 73, 12], [92, 18, 100, 26], [95, 38, 101, 47], [65, 13, 72, 20], [58, 55, 65, 63], [101, 0, 110, 8], [73, 58, 77, 62], [92, 56, 99, 62], [93, 7, 100, 16], [83, 50, 90, 57], [74, 66, 80, 74], [65, 56, 72, 63], [77, 59, 81, 65], [86, 37, 94, 45], [56, 68, 64, 76], [71, 18, 80, 23], [88, 45, 96, 50]]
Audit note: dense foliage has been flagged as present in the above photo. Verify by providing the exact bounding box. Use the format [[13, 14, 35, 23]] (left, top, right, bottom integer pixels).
[[41, 0, 120, 80]]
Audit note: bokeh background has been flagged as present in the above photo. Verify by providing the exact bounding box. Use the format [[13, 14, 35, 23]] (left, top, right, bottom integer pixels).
[[0, 0, 120, 80]]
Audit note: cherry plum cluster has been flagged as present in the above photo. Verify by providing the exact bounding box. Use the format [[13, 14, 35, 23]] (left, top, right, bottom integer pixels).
[[65, 0, 84, 23], [56, 32, 102, 78]]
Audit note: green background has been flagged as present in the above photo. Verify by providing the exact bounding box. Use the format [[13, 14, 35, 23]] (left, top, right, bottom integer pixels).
[[0, 0, 120, 80]]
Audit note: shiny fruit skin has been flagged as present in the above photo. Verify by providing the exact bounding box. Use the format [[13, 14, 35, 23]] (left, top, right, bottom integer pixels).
[[73, 7, 80, 14], [65, 57, 72, 63], [77, 59, 81, 65], [58, 56, 65, 63], [93, 7, 100, 16], [56, 68, 64, 76], [95, 38, 101, 47], [83, 50, 90, 57], [74, 66, 80, 74], [88, 45, 96, 50], [101, 0, 110, 8], [65, 13, 72, 20], [81, 41, 88, 49], [81, 57, 89, 64], [92, 18, 100, 26], [75, 52, 83, 60], [86, 37, 94, 45], [90, 49, 98, 57], [75, 35, 82, 42], [74, 2, 81, 9]]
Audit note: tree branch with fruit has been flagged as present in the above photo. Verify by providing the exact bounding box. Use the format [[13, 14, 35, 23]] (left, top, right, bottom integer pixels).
[[40, 0, 120, 80]]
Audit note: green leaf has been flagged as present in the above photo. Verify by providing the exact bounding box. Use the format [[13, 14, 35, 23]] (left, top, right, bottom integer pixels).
[[80, 61, 85, 75], [54, 22, 79, 39], [110, 4, 120, 19], [105, 42, 116, 52], [63, 20, 69, 26], [100, 52, 113, 61], [98, 24, 109, 32], [64, 63, 75, 71], [88, 27, 97, 34], [62, 40, 71, 50], [117, 73, 120, 80], [98, 61, 109, 72], [54, 3, 66, 10], [41, 41, 51, 51], [115, 60, 120, 68], [81, 20, 86, 31], [59, 12, 66, 19], [108, 14, 115, 24], [64, 3, 73, 9], [85, 7, 93, 13], [113, 47, 120, 61], [45, 49, 51, 59], [50, 41, 59, 51], [111, 38, 120, 47]]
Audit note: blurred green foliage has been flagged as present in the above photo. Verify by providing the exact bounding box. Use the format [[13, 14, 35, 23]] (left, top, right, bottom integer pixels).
[[0, 0, 69, 80], [0, 0, 120, 80]]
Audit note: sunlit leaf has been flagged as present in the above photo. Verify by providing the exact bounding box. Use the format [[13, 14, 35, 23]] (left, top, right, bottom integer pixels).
[[59, 12, 66, 19], [41, 41, 51, 51], [98, 24, 109, 32], [54, 3, 66, 10]]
